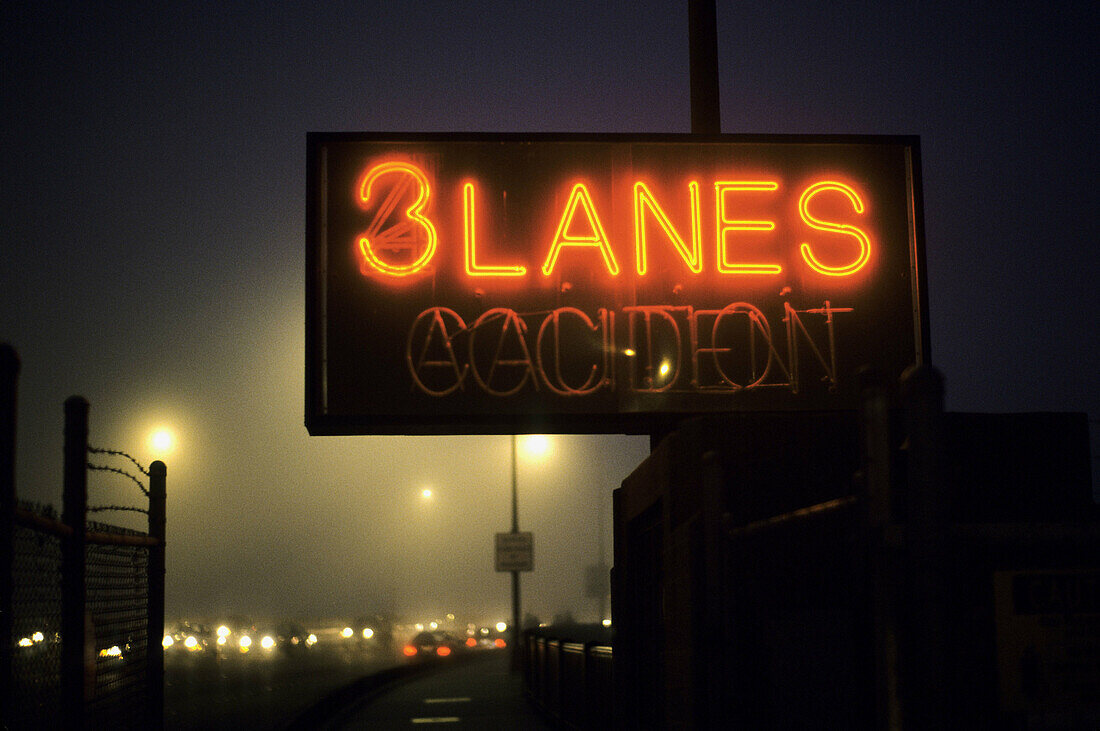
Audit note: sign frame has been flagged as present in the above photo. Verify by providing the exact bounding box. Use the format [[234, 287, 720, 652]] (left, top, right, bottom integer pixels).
[[306, 132, 930, 436]]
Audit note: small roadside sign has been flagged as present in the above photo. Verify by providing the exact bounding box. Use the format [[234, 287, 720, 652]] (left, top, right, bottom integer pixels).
[[495, 532, 534, 572], [995, 569, 1100, 713]]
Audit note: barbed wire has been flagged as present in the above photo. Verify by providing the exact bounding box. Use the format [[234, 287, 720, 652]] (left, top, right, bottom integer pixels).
[[87, 445, 149, 476], [87, 462, 149, 497], [87, 504, 149, 515]]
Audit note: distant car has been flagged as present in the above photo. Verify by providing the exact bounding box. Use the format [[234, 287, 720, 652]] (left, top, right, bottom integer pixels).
[[211, 618, 259, 655], [402, 631, 462, 660], [470, 626, 509, 650], [274, 621, 313, 655], [352, 615, 391, 653], [163, 622, 212, 655]]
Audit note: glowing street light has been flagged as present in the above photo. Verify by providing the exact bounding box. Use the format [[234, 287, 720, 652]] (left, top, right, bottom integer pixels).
[[148, 427, 175, 456], [521, 434, 551, 459]]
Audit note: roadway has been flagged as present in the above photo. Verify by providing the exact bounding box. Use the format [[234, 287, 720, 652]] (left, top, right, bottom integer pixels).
[[314, 651, 552, 730], [163, 645, 390, 730]]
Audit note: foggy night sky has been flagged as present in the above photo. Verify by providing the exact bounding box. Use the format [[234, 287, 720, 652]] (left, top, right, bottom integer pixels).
[[2, 1, 1096, 623]]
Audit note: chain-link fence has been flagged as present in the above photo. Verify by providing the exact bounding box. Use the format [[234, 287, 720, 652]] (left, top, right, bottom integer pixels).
[[9, 509, 65, 727], [2, 345, 166, 729], [85, 526, 153, 728]]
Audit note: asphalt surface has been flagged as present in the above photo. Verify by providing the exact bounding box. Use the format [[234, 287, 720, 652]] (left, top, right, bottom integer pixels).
[[319, 651, 553, 730], [163, 646, 392, 730]]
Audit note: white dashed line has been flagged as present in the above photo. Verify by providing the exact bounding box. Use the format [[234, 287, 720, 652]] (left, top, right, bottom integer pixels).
[[424, 697, 471, 704]]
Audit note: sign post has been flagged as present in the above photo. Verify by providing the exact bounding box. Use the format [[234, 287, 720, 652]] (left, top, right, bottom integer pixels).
[[496, 436, 535, 668]]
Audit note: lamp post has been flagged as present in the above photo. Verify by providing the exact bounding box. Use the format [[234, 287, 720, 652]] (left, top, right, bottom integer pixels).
[[506, 434, 547, 669], [510, 434, 520, 668]]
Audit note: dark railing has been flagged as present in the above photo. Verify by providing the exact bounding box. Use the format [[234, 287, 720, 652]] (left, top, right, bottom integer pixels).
[[523, 625, 613, 729]]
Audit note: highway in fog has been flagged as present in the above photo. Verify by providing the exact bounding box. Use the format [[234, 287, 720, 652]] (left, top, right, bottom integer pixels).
[[164, 644, 392, 730], [317, 651, 550, 730]]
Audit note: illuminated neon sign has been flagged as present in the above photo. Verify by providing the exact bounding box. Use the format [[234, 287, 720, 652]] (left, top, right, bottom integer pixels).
[[307, 134, 928, 435]]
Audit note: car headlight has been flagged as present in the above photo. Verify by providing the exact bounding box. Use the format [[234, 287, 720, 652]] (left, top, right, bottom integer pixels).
[[362, 628, 374, 639], [163, 635, 175, 648], [261, 635, 275, 650]]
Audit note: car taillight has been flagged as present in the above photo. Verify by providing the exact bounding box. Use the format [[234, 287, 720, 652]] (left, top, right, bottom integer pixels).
[[494, 638, 506, 648], [465, 637, 477, 647], [403, 645, 417, 656], [436, 646, 451, 657]]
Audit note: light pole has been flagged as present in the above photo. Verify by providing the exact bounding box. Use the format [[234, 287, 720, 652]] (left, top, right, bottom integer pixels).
[[507, 435, 549, 667], [510, 434, 520, 667]]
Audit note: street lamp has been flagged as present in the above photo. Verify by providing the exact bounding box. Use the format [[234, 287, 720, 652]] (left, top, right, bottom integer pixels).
[[148, 427, 175, 456], [509, 435, 520, 665], [522, 434, 550, 459], [508, 434, 551, 669]]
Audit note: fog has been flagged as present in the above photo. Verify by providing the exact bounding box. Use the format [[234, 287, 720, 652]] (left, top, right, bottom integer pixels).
[[3, 1, 1095, 625]]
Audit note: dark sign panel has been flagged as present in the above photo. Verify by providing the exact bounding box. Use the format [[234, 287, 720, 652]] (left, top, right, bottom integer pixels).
[[307, 133, 928, 435]]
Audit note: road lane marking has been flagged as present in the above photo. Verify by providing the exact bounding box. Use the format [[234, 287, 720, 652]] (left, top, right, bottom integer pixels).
[[411, 717, 461, 723], [424, 697, 471, 704]]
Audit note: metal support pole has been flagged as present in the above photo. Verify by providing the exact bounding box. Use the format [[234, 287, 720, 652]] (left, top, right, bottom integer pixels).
[[61, 396, 89, 729], [0, 344, 20, 724], [858, 368, 902, 730], [900, 365, 948, 727], [510, 435, 521, 670], [688, 0, 721, 135], [147, 461, 166, 730]]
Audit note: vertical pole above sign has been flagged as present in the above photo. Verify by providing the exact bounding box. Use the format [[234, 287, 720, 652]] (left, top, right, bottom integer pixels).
[[689, 0, 721, 135]]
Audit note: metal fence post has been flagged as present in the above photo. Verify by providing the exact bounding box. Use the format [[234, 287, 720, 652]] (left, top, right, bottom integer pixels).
[[147, 460, 166, 729], [1, 344, 20, 724], [61, 396, 89, 729]]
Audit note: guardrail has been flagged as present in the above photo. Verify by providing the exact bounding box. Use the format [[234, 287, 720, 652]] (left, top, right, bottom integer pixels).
[[523, 626, 613, 729]]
